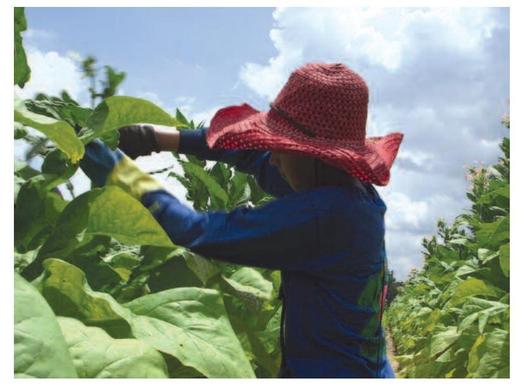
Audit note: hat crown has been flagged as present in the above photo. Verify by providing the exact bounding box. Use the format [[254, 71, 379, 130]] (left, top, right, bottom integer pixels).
[[272, 63, 369, 142]]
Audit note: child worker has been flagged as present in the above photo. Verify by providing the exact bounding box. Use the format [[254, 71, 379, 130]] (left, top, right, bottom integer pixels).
[[79, 62, 404, 378]]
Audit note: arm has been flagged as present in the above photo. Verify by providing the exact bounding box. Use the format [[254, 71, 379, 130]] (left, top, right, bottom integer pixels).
[[141, 188, 323, 271], [79, 140, 322, 272], [159, 127, 294, 198]]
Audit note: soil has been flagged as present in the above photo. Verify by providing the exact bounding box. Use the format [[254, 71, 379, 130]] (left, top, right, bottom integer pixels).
[[385, 326, 399, 374]]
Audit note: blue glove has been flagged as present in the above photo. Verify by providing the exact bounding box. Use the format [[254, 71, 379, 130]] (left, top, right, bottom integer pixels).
[[79, 139, 163, 198]]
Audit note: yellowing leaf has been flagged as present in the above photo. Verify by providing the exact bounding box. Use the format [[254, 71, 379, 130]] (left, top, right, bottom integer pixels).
[[87, 186, 174, 247], [14, 99, 84, 163]]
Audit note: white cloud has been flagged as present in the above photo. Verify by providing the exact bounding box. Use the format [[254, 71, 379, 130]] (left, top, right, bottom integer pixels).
[[14, 46, 89, 103], [171, 98, 222, 128], [24, 28, 56, 41], [14, 9, 508, 280], [187, 105, 222, 127], [383, 192, 429, 231], [239, 7, 509, 279], [397, 149, 432, 167], [136, 91, 222, 128]]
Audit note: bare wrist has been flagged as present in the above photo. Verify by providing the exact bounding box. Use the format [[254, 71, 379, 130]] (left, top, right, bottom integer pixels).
[[153, 125, 180, 152]]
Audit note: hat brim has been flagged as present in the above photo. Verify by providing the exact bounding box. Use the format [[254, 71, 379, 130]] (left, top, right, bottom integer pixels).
[[206, 103, 404, 186]]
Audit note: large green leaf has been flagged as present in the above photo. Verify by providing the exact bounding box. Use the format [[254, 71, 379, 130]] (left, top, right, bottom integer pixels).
[[222, 267, 273, 301], [476, 216, 509, 250], [41, 259, 133, 337], [458, 297, 508, 334], [14, 162, 38, 201], [25, 93, 92, 130], [41, 259, 255, 378], [478, 183, 509, 208], [87, 185, 174, 247], [14, 273, 77, 377], [57, 317, 168, 378], [102, 249, 142, 282], [245, 306, 282, 376], [14, 99, 84, 163], [14, 178, 67, 253], [14, 8, 30, 87], [448, 278, 502, 306], [147, 255, 203, 292], [467, 329, 509, 377], [83, 96, 181, 143], [23, 186, 173, 280], [126, 289, 256, 378], [183, 250, 221, 286], [41, 149, 77, 179], [35, 190, 103, 262]]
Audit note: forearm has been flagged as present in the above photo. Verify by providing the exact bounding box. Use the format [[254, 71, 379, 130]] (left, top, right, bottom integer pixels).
[[153, 125, 181, 152], [123, 124, 293, 197], [176, 128, 293, 197], [175, 127, 264, 166]]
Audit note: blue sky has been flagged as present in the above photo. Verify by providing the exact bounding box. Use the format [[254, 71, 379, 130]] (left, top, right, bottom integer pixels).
[[23, 7, 277, 113], [15, 7, 510, 280]]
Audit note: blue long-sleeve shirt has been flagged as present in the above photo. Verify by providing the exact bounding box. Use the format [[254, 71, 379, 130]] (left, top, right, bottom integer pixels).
[[80, 128, 395, 378], [145, 129, 394, 378]]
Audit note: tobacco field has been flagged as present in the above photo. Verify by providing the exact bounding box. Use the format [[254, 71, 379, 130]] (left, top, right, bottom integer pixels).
[[385, 119, 510, 377], [14, 8, 509, 378]]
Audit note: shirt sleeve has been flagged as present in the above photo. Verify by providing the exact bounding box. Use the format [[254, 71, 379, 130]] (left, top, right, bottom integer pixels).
[[141, 188, 324, 272], [178, 128, 294, 197]]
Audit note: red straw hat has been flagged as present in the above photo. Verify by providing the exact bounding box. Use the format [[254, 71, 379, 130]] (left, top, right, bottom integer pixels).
[[206, 62, 404, 186]]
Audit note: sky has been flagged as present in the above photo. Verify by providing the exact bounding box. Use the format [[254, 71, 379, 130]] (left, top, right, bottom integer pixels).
[[14, 7, 510, 280]]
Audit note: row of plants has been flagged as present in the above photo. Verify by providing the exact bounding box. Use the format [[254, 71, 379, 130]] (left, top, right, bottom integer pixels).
[[385, 117, 510, 377]]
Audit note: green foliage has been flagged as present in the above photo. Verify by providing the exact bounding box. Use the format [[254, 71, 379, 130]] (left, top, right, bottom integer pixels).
[[14, 8, 31, 87], [14, 177, 67, 253], [86, 186, 175, 247], [82, 96, 183, 144], [14, 273, 77, 377], [57, 317, 169, 378], [15, 98, 85, 163], [14, 14, 280, 375], [385, 119, 510, 378], [97, 66, 127, 100], [13, 9, 509, 375], [169, 109, 273, 212], [40, 259, 255, 377], [81, 56, 126, 109]]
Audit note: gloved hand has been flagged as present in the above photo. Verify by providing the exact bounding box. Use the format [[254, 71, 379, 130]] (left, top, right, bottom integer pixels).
[[79, 139, 163, 199], [117, 124, 160, 159]]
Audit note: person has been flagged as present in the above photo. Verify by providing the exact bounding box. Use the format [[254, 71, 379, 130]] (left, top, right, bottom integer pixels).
[[79, 62, 404, 378]]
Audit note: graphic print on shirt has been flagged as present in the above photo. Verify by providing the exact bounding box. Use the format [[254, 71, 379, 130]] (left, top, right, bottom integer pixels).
[[357, 267, 387, 362]]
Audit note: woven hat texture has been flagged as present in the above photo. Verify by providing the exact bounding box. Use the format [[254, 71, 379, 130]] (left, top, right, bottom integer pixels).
[[206, 62, 404, 186]]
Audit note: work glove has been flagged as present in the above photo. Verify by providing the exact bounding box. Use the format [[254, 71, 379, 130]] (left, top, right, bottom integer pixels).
[[80, 139, 163, 199], [117, 124, 161, 159]]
